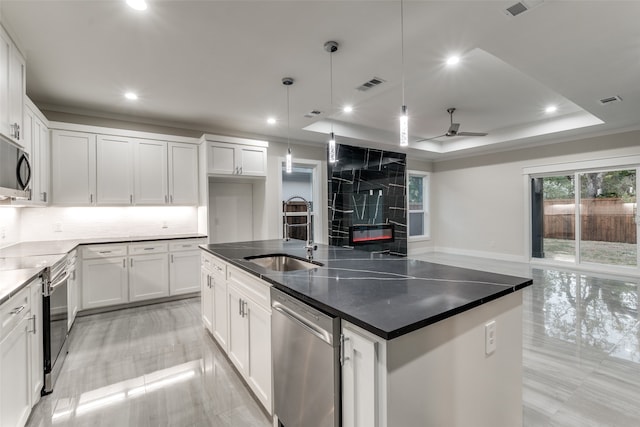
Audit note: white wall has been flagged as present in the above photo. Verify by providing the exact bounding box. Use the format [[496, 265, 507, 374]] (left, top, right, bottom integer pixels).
[[431, 130, 640, 260], [0, 207, 21, 248], [19, 206, 198, 241]]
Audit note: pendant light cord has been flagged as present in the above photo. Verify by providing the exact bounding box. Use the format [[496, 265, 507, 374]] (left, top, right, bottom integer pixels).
[[400, 0, 405, 106], [330, 50, 334, 134], [286, 84, 290, 150]]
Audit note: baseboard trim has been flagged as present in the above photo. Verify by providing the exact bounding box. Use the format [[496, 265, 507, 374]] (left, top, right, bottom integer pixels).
[[432, 246, 528, 264]]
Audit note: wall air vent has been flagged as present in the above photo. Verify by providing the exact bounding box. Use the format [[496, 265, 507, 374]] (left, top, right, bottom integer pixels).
[[599, 95, 623, 105], [304, 110, 323, 118], [356, 77, 386, 92]]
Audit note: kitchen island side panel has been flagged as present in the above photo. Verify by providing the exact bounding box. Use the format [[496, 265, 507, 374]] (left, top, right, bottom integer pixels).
[[386, 290, 523, 427]]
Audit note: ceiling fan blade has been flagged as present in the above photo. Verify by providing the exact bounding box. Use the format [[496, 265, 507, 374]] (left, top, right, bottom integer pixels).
[[414, 134, 447, 143], [456, 131, 488, 137]]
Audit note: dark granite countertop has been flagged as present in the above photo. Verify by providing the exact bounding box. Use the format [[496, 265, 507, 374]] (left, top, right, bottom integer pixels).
[[200, 240, 533, 340]]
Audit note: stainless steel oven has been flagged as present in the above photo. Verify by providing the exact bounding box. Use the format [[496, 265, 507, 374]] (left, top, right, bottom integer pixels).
[[42, 255, 69, 395], [271, 288, 341, 427]]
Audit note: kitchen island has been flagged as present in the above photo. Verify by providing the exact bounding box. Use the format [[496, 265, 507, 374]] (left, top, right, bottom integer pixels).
[[200, 240, 533, 427]]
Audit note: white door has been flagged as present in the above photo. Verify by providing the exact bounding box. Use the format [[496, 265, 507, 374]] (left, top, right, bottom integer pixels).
[[82, 257, 128, 309], [29, 280, 43, 406], [342, 327, 377, 427], [239, 146, 267, 176], [36, 116, 50, 204], [169, 142, 198, 205], [169, 251, 201, 295], [134, 139, 168, 205], [247, 300, 272, 412], [227, 285, 249, 374], [51, 131, 97, 205], [96, 135, 134, 205], [212, 274, 228, 350], [129, 254, 169, 301], [0, 317, 31, 427], [200, 267, 214, 333], [208, 143, 236, 175], [208, 181, 253, 243], [8, 45, 24, 145]]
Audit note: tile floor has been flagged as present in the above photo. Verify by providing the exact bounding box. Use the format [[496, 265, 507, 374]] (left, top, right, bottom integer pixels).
[[25, 254, 640, 427]]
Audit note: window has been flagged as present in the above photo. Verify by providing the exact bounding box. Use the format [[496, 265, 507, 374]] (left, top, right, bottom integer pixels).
[[408, 172, 430, 238], [282, 163, 315, 242]]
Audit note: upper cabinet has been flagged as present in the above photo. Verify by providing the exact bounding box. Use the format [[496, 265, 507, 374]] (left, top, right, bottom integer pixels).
[[51, 126, 199, 206], [51, 130, 97, 206], [202, 135, 268, 178], [0, 25, 25, 146], [15, 99, 50, 206]]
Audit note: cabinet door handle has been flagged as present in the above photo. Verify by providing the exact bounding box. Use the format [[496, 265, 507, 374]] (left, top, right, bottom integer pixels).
[[239, 298, 242, 316], [170, 254, 174, 263], [11, 305, 25, 315], [243, 300, 248, 317], [170, 195, 173, 203], [90, 193, 94, 203], [99, 250, 112, 254], [41, 191, 47, 202], [122, 259, 126, 268], [130, 258, 134, 267], [143, 247, 154, 251], [340, 334, 350, 365], [28, 315, 36, 334], [165, 195, 168, 203], [130, 194, 133, 204]]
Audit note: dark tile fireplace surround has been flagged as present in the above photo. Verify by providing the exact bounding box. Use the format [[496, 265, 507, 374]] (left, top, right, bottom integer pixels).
[[328, 143, 407, 256]]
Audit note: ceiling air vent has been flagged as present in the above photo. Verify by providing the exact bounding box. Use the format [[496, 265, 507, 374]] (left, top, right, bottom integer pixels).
[[304, 110, 323, 118], [503, 0, 543, 17], [356, 77, 386, 92], [599, 95, 623, 105]]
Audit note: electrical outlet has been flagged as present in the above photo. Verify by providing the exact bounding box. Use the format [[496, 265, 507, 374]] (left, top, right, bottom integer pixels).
[[485, 320, 497, 355], [161, 221, 168, 229], [53, 222, 63, 232]]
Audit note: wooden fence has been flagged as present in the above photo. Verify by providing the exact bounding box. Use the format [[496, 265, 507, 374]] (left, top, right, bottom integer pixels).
[[544, 198, 636, 243]]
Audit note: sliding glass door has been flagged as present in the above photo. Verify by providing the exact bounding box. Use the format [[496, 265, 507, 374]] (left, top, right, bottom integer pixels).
[[532, 168, 638, 269]]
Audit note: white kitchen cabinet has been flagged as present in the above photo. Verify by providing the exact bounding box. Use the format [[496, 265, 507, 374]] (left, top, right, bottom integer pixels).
[[134, 139, 168, 205], [168, 142, 198, 205], [0, 285, 32, 427], [96, 135, 134, 205], [0, 25, 25, 145], [342, 325, 378, 427], [29, 278, 43, 406], [201, 266, 214, 333], [225, 264, 272, 413], [212, 270, 228, 350], [51, 130, 97, 206], [169, 250, 201, 295], [129, 253, 169, 302], [206, 141, 267, 177], [67, 251, 79, 330], [15, 100, 50, 206], [82, 256, 128, 309]]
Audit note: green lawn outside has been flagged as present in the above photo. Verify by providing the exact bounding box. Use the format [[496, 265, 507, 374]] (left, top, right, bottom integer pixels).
[[543, 238, 637, 266]]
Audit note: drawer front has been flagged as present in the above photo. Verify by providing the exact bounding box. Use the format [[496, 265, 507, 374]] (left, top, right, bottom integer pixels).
[[227, 265, 270, 309], [201, 252, 226, 276], [1, 285, 31, 340], [83, 244, 128, 259], [129, 242, 168, 255], [169, 239, 206, 252]]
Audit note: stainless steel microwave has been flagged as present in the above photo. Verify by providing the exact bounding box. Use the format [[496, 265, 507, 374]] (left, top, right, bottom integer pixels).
[[0, 137, 31, 200]]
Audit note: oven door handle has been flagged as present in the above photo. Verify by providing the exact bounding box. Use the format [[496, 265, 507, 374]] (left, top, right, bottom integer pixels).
[[272, 302, 331, 345], [50, 271, 69, 292]]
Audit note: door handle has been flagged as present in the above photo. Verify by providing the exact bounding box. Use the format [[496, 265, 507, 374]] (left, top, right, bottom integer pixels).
[[340, 334, 350, 365], [28, 315, 37, 334], [242, 300, 248, 318]]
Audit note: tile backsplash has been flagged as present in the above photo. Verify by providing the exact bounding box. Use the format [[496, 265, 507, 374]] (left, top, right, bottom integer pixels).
[[0, 207, 21, 248], [20, 206, 199, 241]]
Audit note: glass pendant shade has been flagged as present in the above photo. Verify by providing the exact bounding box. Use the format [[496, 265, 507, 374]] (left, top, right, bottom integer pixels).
[[400, 105, 408, 147], [329, 132, 336, 163], [286, 148, 292, 173]]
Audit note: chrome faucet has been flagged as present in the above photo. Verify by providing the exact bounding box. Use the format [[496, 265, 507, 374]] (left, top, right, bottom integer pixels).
[[284, 195, 317, 260]]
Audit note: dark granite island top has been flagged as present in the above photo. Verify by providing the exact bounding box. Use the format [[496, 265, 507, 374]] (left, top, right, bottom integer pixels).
[[200, 239, 533, 340]]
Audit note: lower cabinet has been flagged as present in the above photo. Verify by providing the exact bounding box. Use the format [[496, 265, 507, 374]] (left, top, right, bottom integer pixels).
[[29, 279, 43, 406], [200, 250, 272, 414], [342, 324, 378, 427], [82, 256, 128, 309], [0, 282, 36, 427], [169, 250, 200, 295], [129, 253, 169, 301]]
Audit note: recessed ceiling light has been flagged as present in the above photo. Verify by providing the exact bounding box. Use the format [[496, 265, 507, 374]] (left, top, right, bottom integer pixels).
[[446, 55, 460, 66], [545, 105, 557, 114], [126, 0, 147, 11], [267, 117, 276, 125], [343, 106, 353, 113], [124, 92, 138, 100]]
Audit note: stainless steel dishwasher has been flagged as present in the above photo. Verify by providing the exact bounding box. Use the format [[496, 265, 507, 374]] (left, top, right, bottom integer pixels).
[[271, 287, 340, 427]]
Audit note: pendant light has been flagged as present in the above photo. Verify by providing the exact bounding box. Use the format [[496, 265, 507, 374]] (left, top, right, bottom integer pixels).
[[399, 0, 409, 147], [325, 41, 339, 163], [283, 77, 294, 173]]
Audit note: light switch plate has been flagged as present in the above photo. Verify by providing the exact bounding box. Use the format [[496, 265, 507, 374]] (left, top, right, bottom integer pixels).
[[485, 320, 497, 355]]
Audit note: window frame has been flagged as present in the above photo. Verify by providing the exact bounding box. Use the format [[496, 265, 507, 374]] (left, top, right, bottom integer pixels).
[[407, 171, 430, 241]]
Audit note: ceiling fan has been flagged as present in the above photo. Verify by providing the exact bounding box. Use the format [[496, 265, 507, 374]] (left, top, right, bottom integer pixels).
[[416, 108, 488, 142]]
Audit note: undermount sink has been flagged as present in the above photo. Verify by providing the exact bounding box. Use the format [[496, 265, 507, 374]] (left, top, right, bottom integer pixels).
[[244, 254, 323, 272]]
